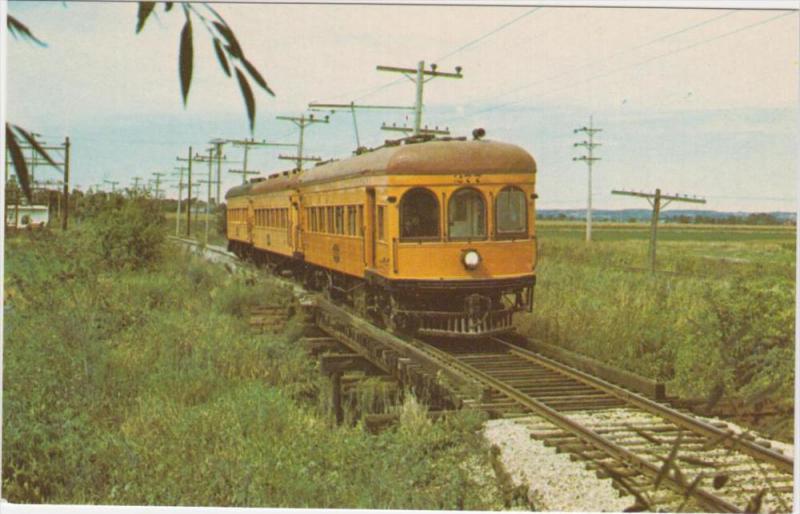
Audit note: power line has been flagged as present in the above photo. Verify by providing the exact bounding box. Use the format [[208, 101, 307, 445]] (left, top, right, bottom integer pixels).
[[445, 10, 790, 124], [325, 7, 539, 104]]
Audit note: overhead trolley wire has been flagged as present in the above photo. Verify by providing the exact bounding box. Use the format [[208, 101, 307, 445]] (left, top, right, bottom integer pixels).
[[445, 10, 794, 123], [321, 6, 541, 103]]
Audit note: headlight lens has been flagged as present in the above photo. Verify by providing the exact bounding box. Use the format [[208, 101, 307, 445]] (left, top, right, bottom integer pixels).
[[463, 250, 481, 270]]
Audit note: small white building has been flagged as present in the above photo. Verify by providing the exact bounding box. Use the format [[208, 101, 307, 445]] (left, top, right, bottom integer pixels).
[[5, 205, 49, 229]]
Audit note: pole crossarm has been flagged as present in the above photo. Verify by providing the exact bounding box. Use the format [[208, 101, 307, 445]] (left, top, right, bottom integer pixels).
[[377, 61, 463, 137], [381, 123, 450, 135], [611, 189, 707, 204], [276, 114, 329, 171], [309, 102, 413, 111]]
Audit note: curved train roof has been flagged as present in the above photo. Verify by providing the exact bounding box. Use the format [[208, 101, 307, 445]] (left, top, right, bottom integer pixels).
[[226, 139, 535, 199]]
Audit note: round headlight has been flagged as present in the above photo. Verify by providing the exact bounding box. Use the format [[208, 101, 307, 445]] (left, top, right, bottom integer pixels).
[[463, 250, 481, 270]]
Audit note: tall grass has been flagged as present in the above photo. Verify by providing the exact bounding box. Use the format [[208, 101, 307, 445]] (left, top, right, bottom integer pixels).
[[3, 227, 501, 508], [519, 230, 795, 420]]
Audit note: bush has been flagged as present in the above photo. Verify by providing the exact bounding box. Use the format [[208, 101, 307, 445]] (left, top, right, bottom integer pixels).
[[86, 197, 166, 270]]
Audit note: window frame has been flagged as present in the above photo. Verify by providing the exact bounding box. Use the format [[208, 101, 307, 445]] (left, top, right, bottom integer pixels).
[[447, 187, 488, 241], [494, 186, 529, 239], [399, 187, 441, 242]]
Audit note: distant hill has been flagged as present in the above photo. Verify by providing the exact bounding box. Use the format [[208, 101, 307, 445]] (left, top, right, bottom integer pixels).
[[538, 209, 796, 225]]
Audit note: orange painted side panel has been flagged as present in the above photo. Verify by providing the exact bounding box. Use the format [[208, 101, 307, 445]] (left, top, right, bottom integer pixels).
[[394, 240, 535, 280]]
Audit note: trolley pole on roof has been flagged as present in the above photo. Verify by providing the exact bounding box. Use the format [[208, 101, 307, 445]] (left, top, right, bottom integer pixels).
[[611, 188, 706, 272], [573, 116, 602, 243], [227, 138, 295, 184], [308, 101, 414, 149], [376, 61, 463, 136], [276, 114, 329, 171]]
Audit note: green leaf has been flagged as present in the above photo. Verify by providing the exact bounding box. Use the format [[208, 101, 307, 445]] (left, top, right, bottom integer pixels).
[[135, 2, 156, 33], [179, 14, 193, 106], [7, 15, 47, 47], [5, 124, 33, 203], [241, 57, 275, 96], [235, 68, 255, 132], [213, 38, 231, 77], [212, 21, 242, 58], [12, 126, 60, 170]]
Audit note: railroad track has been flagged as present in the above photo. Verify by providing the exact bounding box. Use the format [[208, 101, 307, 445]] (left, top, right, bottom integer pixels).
[[406, 336, 794, 513], [177, 237, 794, 512]]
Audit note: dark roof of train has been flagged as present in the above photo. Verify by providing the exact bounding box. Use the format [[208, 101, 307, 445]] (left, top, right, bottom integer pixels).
[[225, 139, 535, 199]]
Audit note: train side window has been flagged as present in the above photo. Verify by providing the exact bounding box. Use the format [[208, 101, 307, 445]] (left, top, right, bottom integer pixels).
[[377, 206, 385, 241], [358, 205, 364, 236], [400, 187, 440, 240], [326, 207, 334, 233], [335, 206, 344, 234], [347, 205, 357, 235], [448, 188, 486, 240], [496, 187, 527, 237]]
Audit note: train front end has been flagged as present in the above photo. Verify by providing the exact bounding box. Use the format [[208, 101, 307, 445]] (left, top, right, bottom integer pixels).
[[372, 138, 537, 338]]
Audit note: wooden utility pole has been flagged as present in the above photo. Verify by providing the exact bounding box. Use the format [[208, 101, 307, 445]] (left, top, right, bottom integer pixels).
[[176, 146, 196, 237], [611, 189, 706, 272], [173, 166, 187, 236], [276, 114, 330, 171], [309, 101, 413, 149], [376, 61, 463, 136], [573, 116, 602, 243], [227, 137, 295, 184], [62, 137, 70, 230], [104, 179, 120, 193]]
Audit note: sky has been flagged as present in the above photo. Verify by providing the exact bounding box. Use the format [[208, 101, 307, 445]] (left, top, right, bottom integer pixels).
[[5, 1, 799, 212]]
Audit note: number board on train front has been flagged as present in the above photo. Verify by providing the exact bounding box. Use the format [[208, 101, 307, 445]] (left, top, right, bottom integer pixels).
[[454, 173, 482, 184]]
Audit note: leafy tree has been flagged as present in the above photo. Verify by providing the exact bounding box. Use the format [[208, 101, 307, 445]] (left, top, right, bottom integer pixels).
[[6, 2, 274, 203]]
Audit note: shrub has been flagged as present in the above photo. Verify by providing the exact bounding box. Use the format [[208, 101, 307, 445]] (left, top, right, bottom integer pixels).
[[86, 197, 166, 270]]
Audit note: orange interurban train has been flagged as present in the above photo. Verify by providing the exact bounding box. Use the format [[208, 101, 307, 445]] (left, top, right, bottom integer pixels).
[[226, 132, 537, 338]]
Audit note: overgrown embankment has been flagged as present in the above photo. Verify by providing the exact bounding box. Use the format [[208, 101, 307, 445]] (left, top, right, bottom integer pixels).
[[3, 199, 502, 508], [518, 227, 795, 438]]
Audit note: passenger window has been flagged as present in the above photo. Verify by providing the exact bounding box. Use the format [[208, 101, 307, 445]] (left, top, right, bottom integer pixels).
[[358, 205, 364, 236], [448, 188, 486, 239], [400, 188, 439, 240], [347, 206, 357, 235], [335, 206, 344, 234], [496, 187, 527, 236]]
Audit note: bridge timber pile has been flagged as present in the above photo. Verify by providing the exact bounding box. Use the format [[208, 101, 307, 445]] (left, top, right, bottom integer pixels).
[[177, 238, 795, 513]]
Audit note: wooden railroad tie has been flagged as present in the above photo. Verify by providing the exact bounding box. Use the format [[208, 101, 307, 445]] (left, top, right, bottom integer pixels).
[[248, 305, 292, 333]]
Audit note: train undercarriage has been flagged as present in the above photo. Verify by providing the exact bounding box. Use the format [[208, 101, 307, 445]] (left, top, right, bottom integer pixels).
[[228, 240, 534, 338]]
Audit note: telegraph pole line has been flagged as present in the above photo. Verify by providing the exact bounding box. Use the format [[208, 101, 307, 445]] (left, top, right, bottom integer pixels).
[[104, 179, 119, 193], [227, 137, 295, 184], [276, 114, 329, 171], [176, 146, 196, 237], [173, 166, 188, 236], [309, 101, 413, 149], [376, 61, 463, 136], [611, 188, 706, 272], [151, 172, 167, 200], [573, 115, 602, 243]]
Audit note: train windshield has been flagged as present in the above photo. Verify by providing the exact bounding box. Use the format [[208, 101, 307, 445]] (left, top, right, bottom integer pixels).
[[448, 188, 486, 239], [400, 188, 440, 239], [496, 187, 527, 235]]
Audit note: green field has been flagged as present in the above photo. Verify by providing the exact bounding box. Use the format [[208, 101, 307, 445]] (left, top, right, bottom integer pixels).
[[2, 201, 504, 507], [518, 221, 795, 438]]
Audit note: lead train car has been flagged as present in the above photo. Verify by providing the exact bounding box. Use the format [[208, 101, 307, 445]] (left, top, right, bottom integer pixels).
[[226, 137, 537, 338]]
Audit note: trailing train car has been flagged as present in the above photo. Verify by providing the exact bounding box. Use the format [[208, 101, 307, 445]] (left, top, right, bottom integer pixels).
[[226, 133, 537, 338]]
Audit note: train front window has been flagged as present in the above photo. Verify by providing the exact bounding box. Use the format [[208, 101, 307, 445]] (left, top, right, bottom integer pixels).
[[496, 186, 527, 236], [400, 188, 440, 240], [448, 188, 486, 240]]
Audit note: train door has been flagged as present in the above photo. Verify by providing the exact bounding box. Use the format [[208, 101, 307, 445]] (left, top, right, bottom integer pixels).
[[366, 188, 376, 268], [290, 193, 302, 255], [246, 199, 255, 245]]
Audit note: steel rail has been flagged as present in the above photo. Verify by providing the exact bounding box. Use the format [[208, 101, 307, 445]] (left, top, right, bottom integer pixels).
[[425, 345, 742, 513], [493, 337, 794, 475]]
